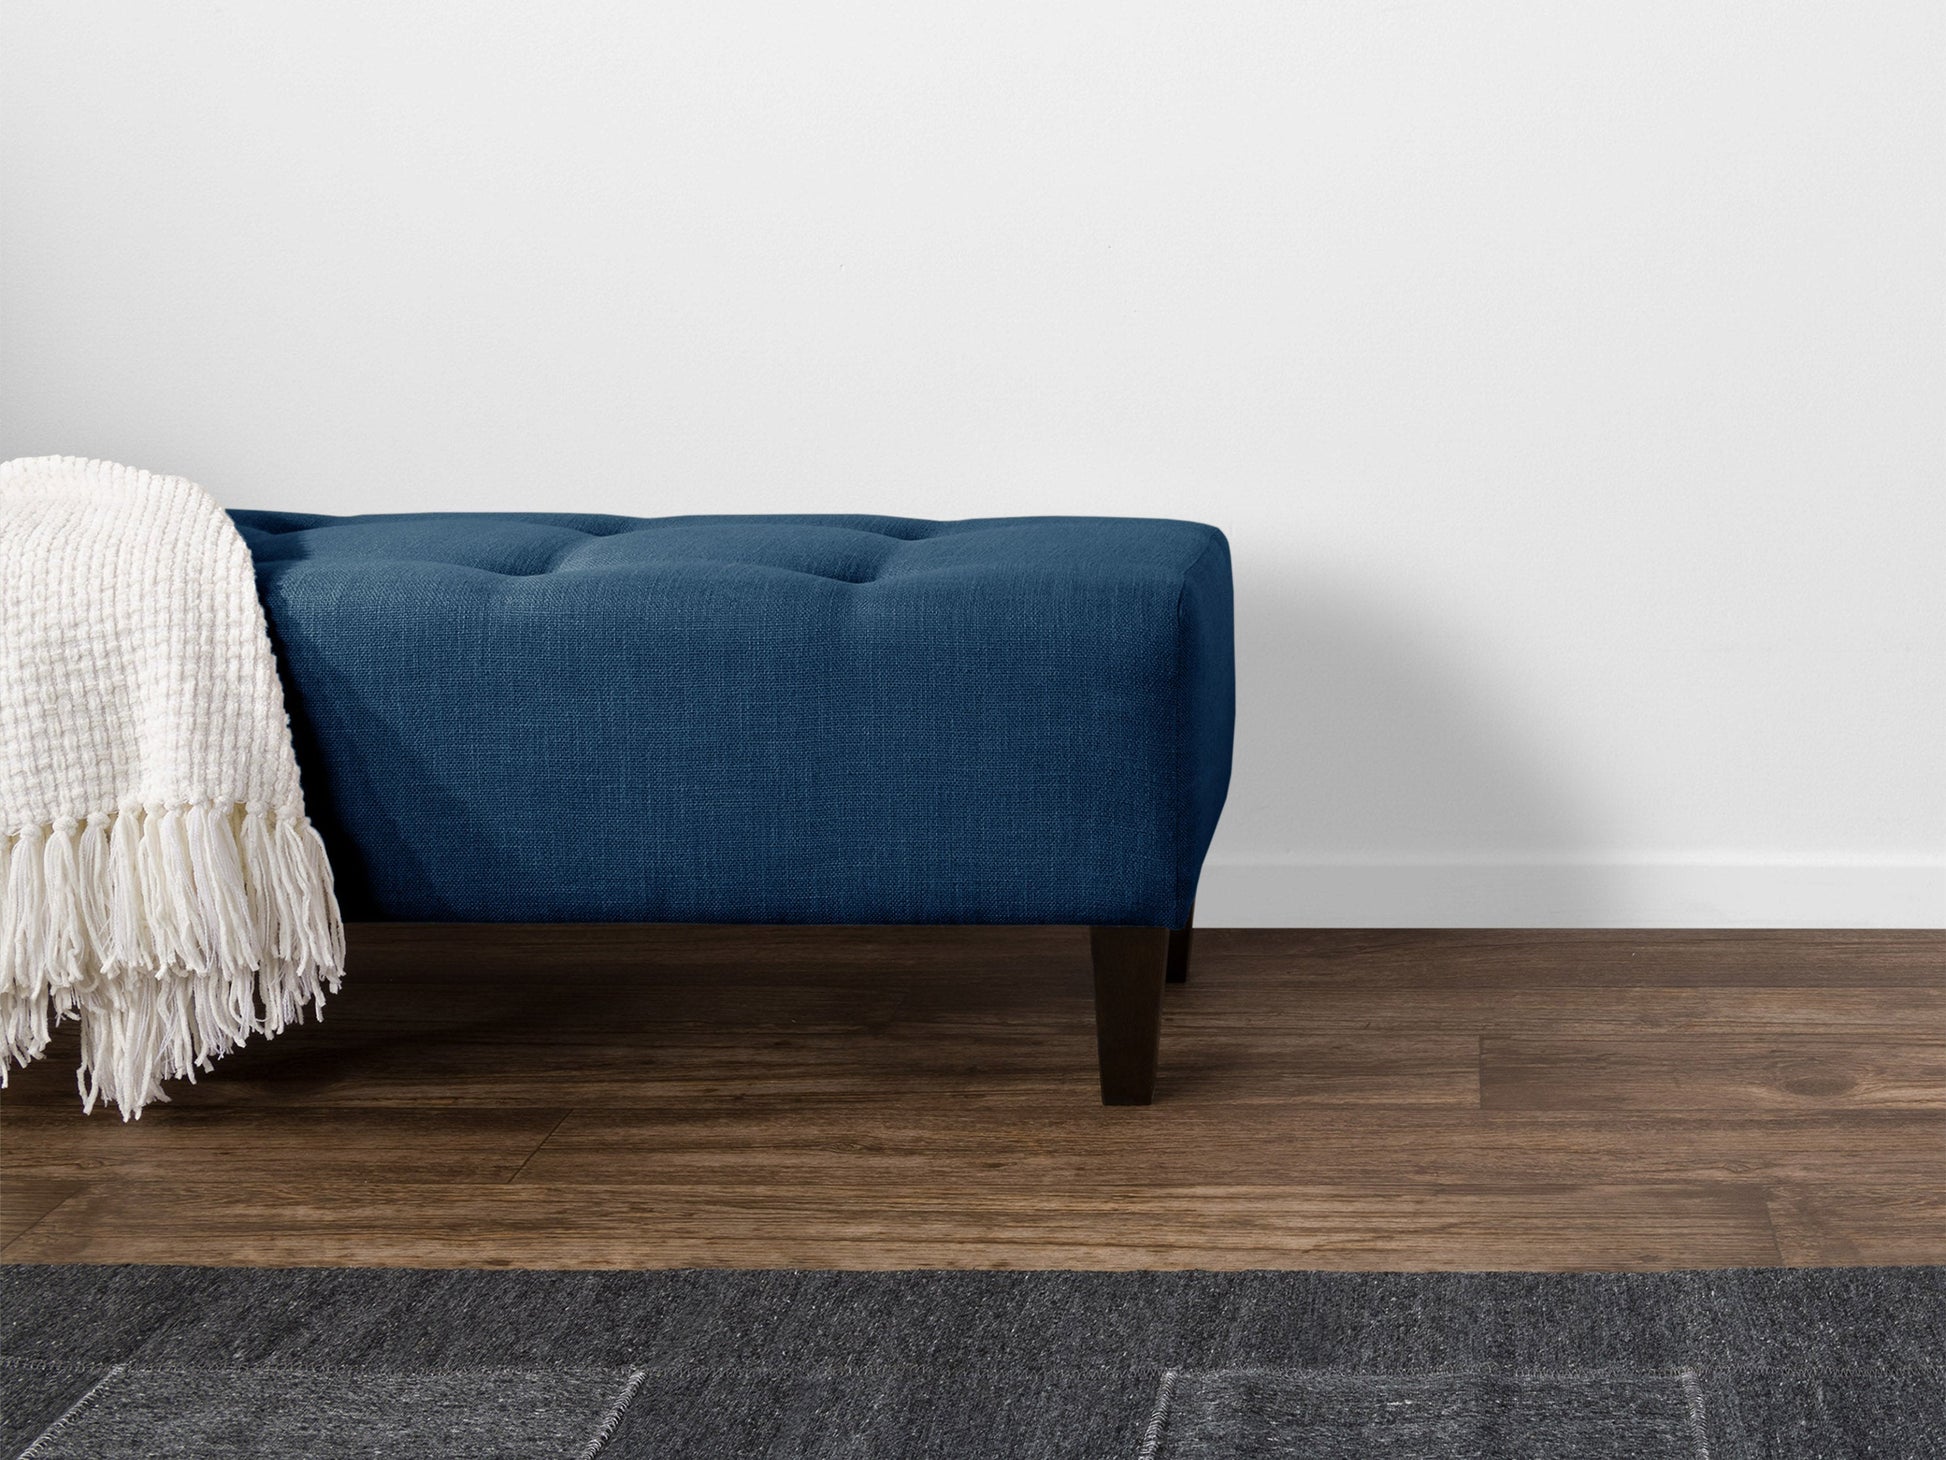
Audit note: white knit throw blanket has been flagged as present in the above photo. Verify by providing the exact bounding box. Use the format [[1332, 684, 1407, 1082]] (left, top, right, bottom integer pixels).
[[1, 457, 344, 1117]]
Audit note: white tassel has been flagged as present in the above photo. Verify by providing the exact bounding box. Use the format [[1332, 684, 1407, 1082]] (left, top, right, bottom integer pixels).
[[105, 803, 149, 973], [151, 805, 210, 974], [74, 814, 112, 972], [2, 828, 53, 1068], [239, 804, 275, 967], [1, 802, 344, 1118], [2, 826, 46, 1001], [40, 820, 88, 988], [186, 802, 255, 973]]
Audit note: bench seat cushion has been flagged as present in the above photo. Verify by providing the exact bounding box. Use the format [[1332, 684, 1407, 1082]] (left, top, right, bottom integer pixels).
[[232, 512, 1233, 927]]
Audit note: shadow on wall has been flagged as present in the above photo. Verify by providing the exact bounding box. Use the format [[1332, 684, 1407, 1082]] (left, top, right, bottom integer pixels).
[[1209, 570, 1628, 926]]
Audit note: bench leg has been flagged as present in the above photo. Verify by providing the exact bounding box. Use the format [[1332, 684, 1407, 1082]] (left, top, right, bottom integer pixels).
[[1166, 906, 1195, 984], [1090, 926, 1169, 1105]]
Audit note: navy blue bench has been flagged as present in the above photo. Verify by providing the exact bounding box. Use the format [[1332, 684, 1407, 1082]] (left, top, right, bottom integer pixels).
[[234, 511, 1234, 1102]]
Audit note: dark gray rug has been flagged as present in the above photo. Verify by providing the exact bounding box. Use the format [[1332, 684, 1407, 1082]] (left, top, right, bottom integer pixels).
[[2, 1264, 1940, 1458]]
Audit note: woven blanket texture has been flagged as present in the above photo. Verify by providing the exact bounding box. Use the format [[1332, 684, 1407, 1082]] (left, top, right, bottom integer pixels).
[[0, 457, 343, 1117]]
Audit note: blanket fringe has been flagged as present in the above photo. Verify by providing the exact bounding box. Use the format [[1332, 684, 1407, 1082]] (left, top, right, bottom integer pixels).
[[0, 802, 344, 1118]]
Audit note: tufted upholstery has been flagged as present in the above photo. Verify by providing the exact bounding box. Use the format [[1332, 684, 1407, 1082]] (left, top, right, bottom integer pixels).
[[232, 511, 1234, 927]]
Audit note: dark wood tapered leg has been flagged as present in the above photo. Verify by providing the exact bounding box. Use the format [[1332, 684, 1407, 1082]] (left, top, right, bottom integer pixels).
[[1166, 906, 1195, 984], [1090, 926, 1169, 1105]]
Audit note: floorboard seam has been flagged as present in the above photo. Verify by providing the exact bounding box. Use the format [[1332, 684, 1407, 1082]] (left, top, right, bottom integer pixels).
[[0, 1192, 84, 1262], [505, 1112, 574, 1185], [1754, 1184, 1793, 1266]]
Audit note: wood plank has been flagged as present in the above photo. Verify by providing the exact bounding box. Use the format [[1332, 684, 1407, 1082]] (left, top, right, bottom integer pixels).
[[343, 924, 1946, 990], [0, 1178, 82, 1245], [1765, 1185, 1946, 1267], [1195, 929, 1946, 989], [0, 955, 916, 1109], [11, 929, 1919, 1108], [514, 1104, 1946, 1191], [1481, 1037, 1946, 1113], [337, 923, 1079, 1003], [0, 1179, 1783, 1272], [1, 1011, 1481, 1112], [2, 930, 1939, 1272], [1158, 986, 1946, 1040], [0, 1105, 567, 1183]]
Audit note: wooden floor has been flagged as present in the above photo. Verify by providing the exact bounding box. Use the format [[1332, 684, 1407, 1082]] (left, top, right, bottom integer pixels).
[[2, 927, 1942, 1271]]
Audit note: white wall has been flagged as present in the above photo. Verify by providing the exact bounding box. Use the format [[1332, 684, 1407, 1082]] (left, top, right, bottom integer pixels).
[[4, 1, 1941, 926]]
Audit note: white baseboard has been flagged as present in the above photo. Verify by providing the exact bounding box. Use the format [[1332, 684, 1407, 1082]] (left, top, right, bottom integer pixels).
[[1192, 860, 1946, 929]]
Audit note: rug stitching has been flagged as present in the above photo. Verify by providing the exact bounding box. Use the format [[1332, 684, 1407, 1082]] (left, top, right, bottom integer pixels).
[[14, 1361, 126, 1460], [1678, 1366, 1713, 1460], [1134, 1368, 1178, 1460], [577, 1366, 648, 1460]]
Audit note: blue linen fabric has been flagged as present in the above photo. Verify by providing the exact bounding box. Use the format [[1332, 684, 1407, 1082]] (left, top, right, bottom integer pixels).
[[231, 512, 1233, 927]]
